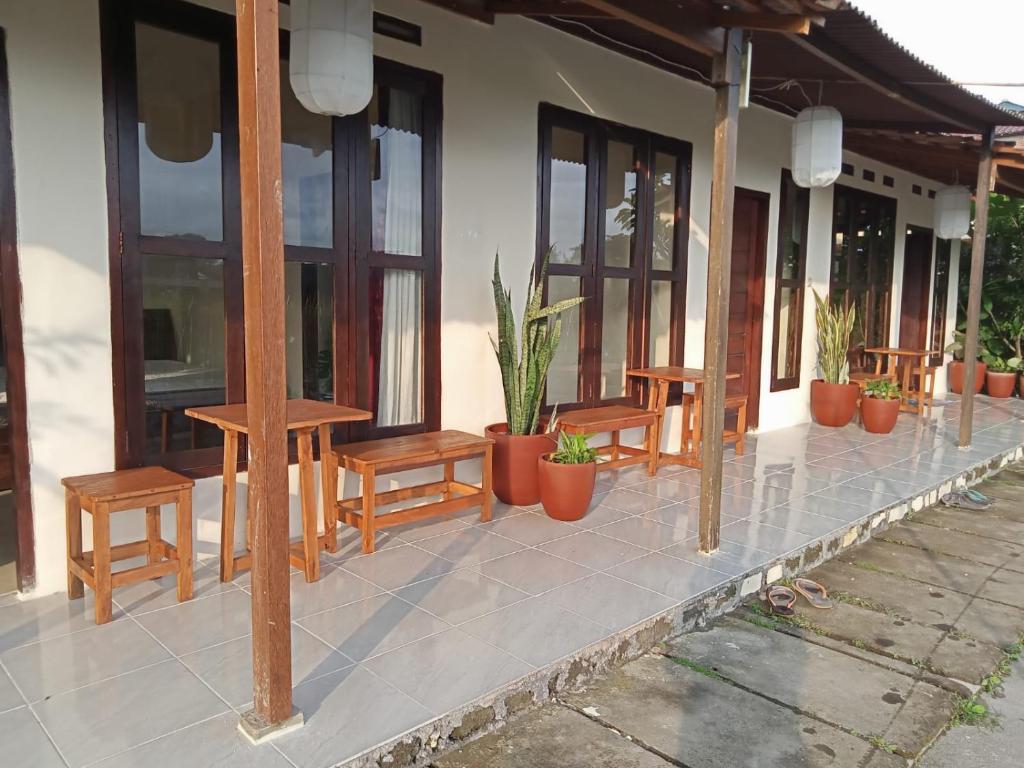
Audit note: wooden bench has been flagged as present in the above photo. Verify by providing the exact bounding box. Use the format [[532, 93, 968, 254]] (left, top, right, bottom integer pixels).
[[63, 467, 194, 624], [557, 385, 665, 476], [333, 430, 494, 554], [681, 392, 748, 457]]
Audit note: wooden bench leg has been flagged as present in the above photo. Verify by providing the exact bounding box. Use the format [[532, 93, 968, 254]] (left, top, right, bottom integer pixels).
[[361, 466, 376, 554], [145, 505, 161, 565], [297, 429, 320, 582], [735, 402, 747, 456], [66, 489, 84, 600], [220, 429, 238, 582], [480, 445, 493, 523], [318, 424, 338, 553], [681, 397, 692, 455], [93, 502, 113, 624], [610, 430, 620, 461], [443, 461, 455, 501], [177, 489, 193, 602]]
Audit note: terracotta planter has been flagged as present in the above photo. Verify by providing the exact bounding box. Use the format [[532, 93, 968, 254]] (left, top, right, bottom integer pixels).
[[948, 360, 987, 395], [860, 396, 900, 434], [985, 371, 1018, 399], [485, 423, 557, 506], [810, 379, 860, 428], [537, 454, 596, 522]]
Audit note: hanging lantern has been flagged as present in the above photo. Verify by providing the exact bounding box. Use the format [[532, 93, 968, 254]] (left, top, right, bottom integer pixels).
[[290, 0, 374, 117], [791, 106, 843, 188], [934, 185, 971, 240]]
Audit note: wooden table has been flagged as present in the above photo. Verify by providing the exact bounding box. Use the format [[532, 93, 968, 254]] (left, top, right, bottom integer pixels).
[[186, 399, 372, 583], [626, 367, 741, 469], [864, 347, 939, 415]]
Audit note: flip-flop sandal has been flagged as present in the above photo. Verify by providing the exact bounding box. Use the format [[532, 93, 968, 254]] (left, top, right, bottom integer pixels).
[[941, 491, 988, 511], [793, 578, 834, 609], [964, 489, 993, 508], [765, 585, 796, 617]]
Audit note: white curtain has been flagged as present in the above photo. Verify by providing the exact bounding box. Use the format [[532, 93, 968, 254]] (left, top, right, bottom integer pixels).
[[376, 88, 423, 426]]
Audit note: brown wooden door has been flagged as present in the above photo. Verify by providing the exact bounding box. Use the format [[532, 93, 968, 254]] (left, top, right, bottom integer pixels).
[[726, 188, 769, 428], [899, 226, 934, 351]]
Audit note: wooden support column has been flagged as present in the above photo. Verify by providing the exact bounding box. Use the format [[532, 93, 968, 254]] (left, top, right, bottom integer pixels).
[[959, 129, 995, 449], [699, 28, 743, 554], [235, 0, 298, 739]]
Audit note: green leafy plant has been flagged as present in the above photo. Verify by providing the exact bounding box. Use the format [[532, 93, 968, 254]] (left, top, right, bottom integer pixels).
[[490, 249, 585, 436], [864, 379, 900, 400], [549, 432, 597, 465], [813, 289, 856, 384]]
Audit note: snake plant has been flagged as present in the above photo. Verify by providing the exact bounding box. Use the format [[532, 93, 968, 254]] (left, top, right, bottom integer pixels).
[[490, 250, 584, 436], [813, 289, 855, 385]]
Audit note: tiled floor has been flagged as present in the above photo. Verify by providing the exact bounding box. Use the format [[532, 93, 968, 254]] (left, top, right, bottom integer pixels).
[[3, 396, 1024, 767]]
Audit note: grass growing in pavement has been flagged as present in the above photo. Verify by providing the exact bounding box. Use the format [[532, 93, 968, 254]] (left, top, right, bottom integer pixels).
[[868, 735, 898, 754], [950, 696, 993, 728], [669, 657, 727, 682], [831, 590, 900, 617], [981, 641, 1023, 694]]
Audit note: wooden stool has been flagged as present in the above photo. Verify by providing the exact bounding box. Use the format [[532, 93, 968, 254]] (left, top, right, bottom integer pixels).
[[685, 393, 748, 457], [62, 467, 194, 624], [335, 430, 494, 554]]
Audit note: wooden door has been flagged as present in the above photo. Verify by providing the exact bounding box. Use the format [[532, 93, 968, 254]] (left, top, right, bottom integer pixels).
[[726, 188, 769, 428], [0, 32, 32, 592], [899, 225, 934, 351]]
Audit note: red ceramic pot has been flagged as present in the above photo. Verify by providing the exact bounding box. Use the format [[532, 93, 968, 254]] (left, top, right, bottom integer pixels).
[[860, 396, 900, 434], [810, 380, 860, 428], [948, 360, 987, 395], [484, 423, 557, 506], [537, 454, 596, 521], [985, 371, 1017, 399]]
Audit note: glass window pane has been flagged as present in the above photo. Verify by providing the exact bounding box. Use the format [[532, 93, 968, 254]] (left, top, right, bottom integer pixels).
[[142, 254, 225, 455], [285, 263, 333, 401], [649, 280, 673, 367], [652, 152, 677, 271], [601, 278, 630, 399], [370, 85, 423, 256], [549, 127, 586, 266], [781, 182, 808, 281], [374, 269, 423, 426], [136, 23, 223, 241], [546, 276, 581, 405], [775, 285, 800, 380], [281, 59, 332, 248], [603, 141, 637, 268]]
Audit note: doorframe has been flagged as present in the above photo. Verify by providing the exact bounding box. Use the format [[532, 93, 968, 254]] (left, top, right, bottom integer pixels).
[[0, 29, 35, 591], [734, 186, 769, 429], [899, 224, 934, 351]]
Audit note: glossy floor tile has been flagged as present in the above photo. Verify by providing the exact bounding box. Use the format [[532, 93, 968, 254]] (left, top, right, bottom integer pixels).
[[5, 395, 1022, 768]]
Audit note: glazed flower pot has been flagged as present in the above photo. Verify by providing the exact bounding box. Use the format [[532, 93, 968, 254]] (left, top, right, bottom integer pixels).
[[537, 454, 596, 521], [484, 423, 557, 506], [810, 379, 860, 427], [985, 371, 1017, 399], [860, 396, 900, 434], [948, 360, 987, 394]]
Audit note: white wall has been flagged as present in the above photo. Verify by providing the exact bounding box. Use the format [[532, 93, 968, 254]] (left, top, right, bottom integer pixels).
[[3, 0, 952, 596]]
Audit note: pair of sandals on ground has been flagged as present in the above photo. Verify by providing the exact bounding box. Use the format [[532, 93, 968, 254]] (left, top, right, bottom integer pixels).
[[765, 578, 833, 617], [940, 488, 993, 511]]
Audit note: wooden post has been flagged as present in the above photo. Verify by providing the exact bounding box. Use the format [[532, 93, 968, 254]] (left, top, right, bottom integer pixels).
[[699, 28, 743, 554], [959, 129, 995, 449], [235, 0, 299, 739]]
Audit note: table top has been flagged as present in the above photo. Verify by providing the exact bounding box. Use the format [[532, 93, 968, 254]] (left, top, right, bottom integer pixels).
[[626, 366, 741, 383], [186, 398, 373, 433], [864, 347, 940, 358]]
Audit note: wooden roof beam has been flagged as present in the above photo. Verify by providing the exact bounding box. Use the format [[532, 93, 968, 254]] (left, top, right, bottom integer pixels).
[[712, 10, 817, 34], [787, 28, 987, 133], [575, 0, 726, 58], [995, 152, 1024, 172], [488, 1, 609, 16]]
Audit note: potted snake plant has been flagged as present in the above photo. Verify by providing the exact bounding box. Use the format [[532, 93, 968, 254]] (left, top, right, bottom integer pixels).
[[810, 290, 860, 427], [860, 378, 901, 434], [485, 250, 584, 506], [538, 432, 597, 521]]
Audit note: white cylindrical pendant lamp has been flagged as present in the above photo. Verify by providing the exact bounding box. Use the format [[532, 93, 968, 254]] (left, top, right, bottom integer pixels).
[[934, 185, 972, 240], [290, 0, 374, 117], [791, 106, 843, 188]]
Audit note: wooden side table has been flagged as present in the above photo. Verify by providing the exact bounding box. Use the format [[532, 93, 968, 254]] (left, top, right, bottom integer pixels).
[[62, 467, 194, 624], [186, 399, 372, 583]]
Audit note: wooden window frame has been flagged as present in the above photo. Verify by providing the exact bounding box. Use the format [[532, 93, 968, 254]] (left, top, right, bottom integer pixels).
[[829, 183, 897, 371], [770, 170, 809, 392], [535, 104, 690, 411], [102, 0, 442, 477]]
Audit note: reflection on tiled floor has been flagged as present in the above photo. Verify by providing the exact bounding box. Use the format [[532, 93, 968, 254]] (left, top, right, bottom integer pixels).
[[2, 396, 1023, 767]]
